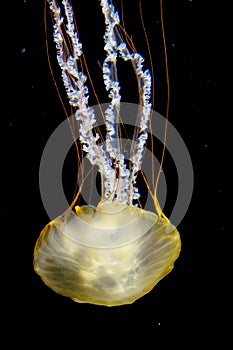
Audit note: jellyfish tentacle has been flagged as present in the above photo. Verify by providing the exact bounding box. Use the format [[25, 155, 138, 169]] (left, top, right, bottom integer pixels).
[[101, 0, 131, 203], [47, 0, 114, 199], [47, 0, 152, 206], [100, 0, 152, 205]]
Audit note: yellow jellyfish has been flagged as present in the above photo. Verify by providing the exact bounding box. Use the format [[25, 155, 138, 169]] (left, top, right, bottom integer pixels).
[[34, 0, 181, 306]]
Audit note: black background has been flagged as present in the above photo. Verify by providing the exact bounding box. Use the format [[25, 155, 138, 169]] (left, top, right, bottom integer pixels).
[[5, 0, 225, 347]]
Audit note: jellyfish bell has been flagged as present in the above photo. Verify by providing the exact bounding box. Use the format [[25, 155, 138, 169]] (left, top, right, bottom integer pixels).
[[34, 202, 180, 306], [34, 0, 182, 306]]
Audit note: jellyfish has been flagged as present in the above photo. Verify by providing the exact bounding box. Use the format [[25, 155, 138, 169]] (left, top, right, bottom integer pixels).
[[33, 0, 181, 306]]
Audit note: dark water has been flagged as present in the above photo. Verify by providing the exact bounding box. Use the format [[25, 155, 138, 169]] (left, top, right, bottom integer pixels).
[[5, 0, 224, 347]]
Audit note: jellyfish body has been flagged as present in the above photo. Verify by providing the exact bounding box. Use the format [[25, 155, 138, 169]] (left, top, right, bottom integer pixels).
[[34, 203, 180, 306], [34, 0, 181, 305]]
